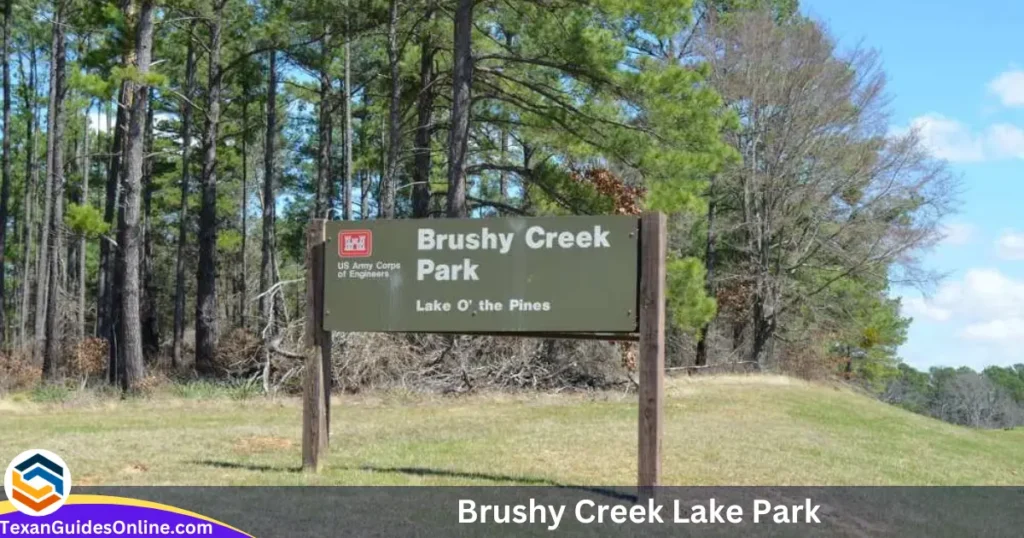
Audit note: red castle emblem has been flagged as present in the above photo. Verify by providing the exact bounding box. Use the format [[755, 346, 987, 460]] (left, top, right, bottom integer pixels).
[[339, 230, 372, 257]]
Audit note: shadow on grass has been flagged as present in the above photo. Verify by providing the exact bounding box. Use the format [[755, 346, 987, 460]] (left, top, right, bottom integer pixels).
[[191, 460, 303, 473], [351, 465, 636, 502], [190, 461, 636, 502]]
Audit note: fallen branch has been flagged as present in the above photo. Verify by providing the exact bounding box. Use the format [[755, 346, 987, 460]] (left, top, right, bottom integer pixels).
[[252, 279, 302, 303], [270, 338, 306, 360], [667, 361, 760, 372]]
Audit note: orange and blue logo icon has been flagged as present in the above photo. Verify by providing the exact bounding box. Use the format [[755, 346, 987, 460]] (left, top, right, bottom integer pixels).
[[3, 449, 72, 516]]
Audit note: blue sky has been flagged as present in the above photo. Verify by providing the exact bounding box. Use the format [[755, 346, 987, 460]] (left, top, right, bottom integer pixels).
[[802, 0, 1024, 371]]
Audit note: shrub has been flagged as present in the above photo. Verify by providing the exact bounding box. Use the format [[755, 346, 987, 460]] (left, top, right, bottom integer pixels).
[[29, 384, 73, 403], [777, 339, 846, 381], [214, 328, 263, 376], [0, 351, 40, 394], [171, 380, 229, 400], [229, 378, 262, 400], [170, 378, 262, 400], [330, 333, 630, 393], [69, 338, 108, 379]]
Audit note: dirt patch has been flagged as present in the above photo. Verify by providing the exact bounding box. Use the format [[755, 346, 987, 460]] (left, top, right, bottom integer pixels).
[[123, 463, 150, 474], [233, 436, 293, 454], [76, 475, 103, 486]]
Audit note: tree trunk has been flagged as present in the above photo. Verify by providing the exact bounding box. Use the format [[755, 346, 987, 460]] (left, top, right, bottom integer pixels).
[[359, 170, 368, 219], [41, 0, 68, 377], [238, 98, 248, 330], [98, 89, 126, 348], [196, 1, 225, 374], [34, 47, 56, 365], [748, 178, 772, 370], [446, 0, 473, 218], [0, 0, 12, 348], [140, 93, 159, 360], [498, 130, 507, 202], [110, 125, 129, 382], [260, 51, 284, 336], [17, 48, 36, 348], [94, 103, 111, 337], [695, 175, 717, 367], [497, 32, 512, 204], [750, 292, 771, 370], [172, 27, 196, 368], [261, 49, 282, 336], [380, 0, 401, 218], [117, 0, 155, 392], [342, 10, 352, 220], [261, 70, 281, 380], [411, 6, 435, 219], [314, 28, 332, 219], [65, 130, 77, 294], [77, 99, 91, 341], [105, 0, 137, 384]]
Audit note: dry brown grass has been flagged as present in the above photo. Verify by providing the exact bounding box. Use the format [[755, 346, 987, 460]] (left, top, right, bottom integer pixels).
[[232, 435, 294, 454]]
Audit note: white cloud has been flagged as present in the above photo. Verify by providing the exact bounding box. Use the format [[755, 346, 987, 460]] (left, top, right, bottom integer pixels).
[[996, 230, 1024, 260], [903, 114, 985, 162], [901, 270, 1024, 368], [902, 296, 952, 322], [939, 221, 975, 246], [988, 69, 1024, 108], [898, 114, 1024, 163], [903, 268, 1024, 322], [894, 70, 1024, 163], [949, 269, 1024, 319], [961, 318, 1024, 344], [903, 269, 1024, 365], [986, 123, 1024, 159]]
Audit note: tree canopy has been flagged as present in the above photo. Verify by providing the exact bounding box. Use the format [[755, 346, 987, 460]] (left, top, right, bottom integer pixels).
[[0, 0, 964, 406]]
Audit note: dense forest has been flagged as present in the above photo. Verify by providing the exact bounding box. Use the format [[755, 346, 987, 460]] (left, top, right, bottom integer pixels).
[[1, 0, 1017, 428]]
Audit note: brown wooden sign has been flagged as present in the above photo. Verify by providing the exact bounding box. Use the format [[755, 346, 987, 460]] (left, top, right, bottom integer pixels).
[[302, 213, 666, 494]]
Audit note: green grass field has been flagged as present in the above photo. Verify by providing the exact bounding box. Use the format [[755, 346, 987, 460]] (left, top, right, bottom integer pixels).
[[1, 375, 1021, 486]]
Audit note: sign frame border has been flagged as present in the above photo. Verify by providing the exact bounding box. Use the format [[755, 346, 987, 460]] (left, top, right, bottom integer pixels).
[[301, 214, 666, 496]]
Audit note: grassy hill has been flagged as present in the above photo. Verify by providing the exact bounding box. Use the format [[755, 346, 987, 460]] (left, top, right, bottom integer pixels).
[[1, 375, 1021, 486]]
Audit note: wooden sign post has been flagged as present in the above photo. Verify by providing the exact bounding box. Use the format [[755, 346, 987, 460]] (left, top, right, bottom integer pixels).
[[302, 213, 666, 494], [638, 212, 666, 496], [303, 220, 330, 472]]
